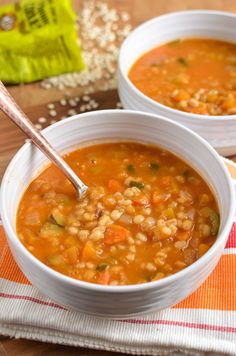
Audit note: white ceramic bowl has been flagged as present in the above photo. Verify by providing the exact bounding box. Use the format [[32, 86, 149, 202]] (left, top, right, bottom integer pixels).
[[118, 10, 236, 156], [0, 110, 235, 318]]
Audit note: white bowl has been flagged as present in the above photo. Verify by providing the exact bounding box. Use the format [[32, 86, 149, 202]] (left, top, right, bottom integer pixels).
[[0, 110, 235, 318], [118, 10, 236, 156]]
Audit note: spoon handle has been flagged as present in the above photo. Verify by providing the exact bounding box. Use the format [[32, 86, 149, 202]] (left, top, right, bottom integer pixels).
[[0, 81, 88, 198]]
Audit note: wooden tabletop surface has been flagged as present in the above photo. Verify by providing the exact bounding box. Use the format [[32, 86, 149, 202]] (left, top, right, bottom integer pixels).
[[1, 0, 236, 355]]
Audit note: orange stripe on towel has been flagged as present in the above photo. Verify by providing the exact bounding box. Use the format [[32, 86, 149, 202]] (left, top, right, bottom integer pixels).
[[175, 255, 236, 311], [0, 226, 30, 285]]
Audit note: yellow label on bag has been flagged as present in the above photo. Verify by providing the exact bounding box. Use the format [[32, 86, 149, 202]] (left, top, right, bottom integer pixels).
[[0, 0, 85, 84]]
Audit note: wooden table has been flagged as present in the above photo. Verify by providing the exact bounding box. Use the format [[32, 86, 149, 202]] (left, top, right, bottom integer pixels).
[[1, 0, 236, 354]]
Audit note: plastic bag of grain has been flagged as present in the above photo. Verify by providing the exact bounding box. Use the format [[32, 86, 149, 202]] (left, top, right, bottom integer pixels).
[[0, 0, 84, 83]]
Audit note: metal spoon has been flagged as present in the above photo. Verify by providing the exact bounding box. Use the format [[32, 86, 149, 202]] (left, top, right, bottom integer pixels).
[[0, 81, 88, 199]]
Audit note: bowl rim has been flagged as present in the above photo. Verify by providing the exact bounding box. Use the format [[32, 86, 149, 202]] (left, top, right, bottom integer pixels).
[[0, 109, 235, 293], [119, 9, 236, 121]]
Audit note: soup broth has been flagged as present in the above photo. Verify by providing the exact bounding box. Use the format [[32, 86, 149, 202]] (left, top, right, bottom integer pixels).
[[17, 142, 219, 285], [129, 38, 236, 115]]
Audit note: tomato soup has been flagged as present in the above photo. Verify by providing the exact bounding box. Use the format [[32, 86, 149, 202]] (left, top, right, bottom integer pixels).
[[129, 38, 236, 115], [16, 142, 219, 285]]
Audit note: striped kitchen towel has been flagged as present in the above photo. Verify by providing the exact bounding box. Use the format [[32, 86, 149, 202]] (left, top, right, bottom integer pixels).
[[0, 158, 236, 355]]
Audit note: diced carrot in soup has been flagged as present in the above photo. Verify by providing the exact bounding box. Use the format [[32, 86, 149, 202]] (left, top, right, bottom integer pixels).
[[82, 241, 97, 261], [108, 179, 123, 193], [104, 224, 130, 244], [97, 271, 110, 285]]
